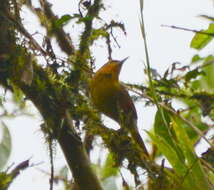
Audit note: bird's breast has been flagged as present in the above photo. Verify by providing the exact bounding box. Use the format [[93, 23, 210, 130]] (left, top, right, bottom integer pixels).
[[90, 79, 119, 120]]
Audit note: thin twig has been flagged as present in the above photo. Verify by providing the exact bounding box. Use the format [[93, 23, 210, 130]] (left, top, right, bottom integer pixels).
[[1, 12, 48, 56], [49, 138, 54, 190], [139, 1, 173, 148], [161, 24, 214, 37]]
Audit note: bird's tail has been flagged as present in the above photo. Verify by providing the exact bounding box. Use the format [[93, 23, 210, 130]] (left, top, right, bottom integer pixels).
[[129, 120, 149, 157], [119, 111, 149, 157]]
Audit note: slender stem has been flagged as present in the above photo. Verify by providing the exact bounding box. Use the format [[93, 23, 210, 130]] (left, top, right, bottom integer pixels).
[[161, 24, 214, 37], [140, 5, 169, 131]]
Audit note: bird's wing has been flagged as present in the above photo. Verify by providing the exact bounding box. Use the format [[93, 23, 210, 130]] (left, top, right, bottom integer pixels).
[[116, 84, 138, 120]]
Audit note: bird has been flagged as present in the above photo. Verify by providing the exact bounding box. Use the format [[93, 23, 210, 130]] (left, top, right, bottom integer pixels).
[[90, 58, 149, 156]]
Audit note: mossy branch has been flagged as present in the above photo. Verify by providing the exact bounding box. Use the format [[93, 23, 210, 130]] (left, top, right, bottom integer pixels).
[[25, 0, 75, 55], [0, 1, 102, 189]]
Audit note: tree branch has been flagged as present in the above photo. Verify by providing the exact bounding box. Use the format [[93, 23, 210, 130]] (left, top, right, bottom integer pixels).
[[0, 1, 102, 189]]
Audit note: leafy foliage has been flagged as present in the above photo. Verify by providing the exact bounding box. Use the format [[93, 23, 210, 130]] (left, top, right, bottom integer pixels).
[[190, 23, 214, 50], [0, 122, 12, 171], [0, 0, 213, 189], [140, 4, 214, 190]]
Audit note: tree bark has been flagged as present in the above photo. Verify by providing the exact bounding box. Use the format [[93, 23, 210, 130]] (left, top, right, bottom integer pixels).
[[0, 1, 102, 189]]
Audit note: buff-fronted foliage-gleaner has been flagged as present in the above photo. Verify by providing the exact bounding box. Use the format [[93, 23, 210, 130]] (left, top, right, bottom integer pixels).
[[90, 58, 149, 156]]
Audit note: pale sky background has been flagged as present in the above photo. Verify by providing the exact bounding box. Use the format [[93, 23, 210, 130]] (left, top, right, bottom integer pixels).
[[0, 0, 213, 189]]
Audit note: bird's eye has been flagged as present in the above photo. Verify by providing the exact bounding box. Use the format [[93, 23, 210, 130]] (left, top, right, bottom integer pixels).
[[104, 73, 112, 78]]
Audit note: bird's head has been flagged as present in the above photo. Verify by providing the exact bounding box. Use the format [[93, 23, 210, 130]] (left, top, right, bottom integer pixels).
[[95, 57, 129, 81]]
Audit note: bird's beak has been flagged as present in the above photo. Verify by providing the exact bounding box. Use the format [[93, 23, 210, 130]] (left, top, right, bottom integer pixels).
[[117, 57, 129, 73], [120, 57, 129, 65]]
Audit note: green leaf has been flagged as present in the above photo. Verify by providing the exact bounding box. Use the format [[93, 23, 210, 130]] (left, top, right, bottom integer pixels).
[[0, 172, 12, 189], [190, 23, 214, 50], [171, 117, 212, 190], [152, 110, 213, 189], [89, 29, 108, 44], [154, 109, 184, 161], [148, 131, 210, 190], [200, 55, 214, 91], [184, 69, 205, 82], [11, 84, 24, 105], [0, 122, 12, 170], [191, 54, 202, 63], [101, 153, 118, 180], [148, 132, 187, 177], [190, 55, 214, 92], [78, 16, 93, 23], [54, 14, 72, 28], [180, 106, 209, 142]]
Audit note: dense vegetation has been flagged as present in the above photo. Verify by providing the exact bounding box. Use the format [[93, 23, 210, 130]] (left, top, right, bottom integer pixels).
[[0, 0, 213, 189]]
